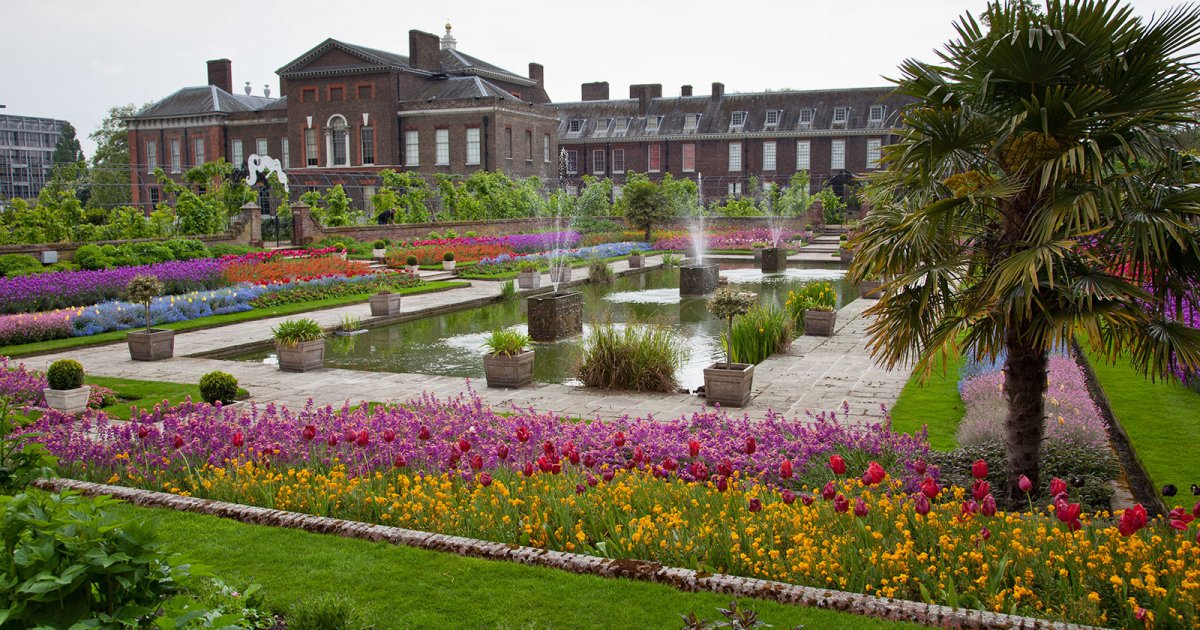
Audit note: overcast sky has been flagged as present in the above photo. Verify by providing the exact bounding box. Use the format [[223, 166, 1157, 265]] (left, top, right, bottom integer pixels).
[[2, 0, 1195, 156]]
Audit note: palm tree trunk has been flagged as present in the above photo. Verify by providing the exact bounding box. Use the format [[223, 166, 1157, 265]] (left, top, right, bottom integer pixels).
[[1002, 324, 1048, 508]]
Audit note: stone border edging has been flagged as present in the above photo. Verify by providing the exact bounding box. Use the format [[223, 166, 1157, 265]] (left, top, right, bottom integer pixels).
[[35, 477, 1101, 630]]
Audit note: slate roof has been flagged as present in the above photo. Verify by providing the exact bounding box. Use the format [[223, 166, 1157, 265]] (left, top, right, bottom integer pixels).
[[133, 86, 280, 119], [439, 49, 533, 86], [277, 38, 535, 87], [410, 76, 524, 102], [555, 86, 913, 140]]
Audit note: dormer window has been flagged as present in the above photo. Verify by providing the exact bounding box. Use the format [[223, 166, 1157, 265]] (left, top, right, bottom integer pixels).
[[869, 105, 885, 123], [833, 107, 849, 125], [645, 116, 662, 134], [594, 118, 610, 137], [684, 113, 701, 132], [765, 110, 781, 127], [568, 119, 584, 134], [729, 111, 747, 131], [798, 109, 814, 127], [613, 117, 628, 134]]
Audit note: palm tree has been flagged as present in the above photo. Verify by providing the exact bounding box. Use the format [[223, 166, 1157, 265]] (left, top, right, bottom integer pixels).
[[852, 0, 1200, 505]]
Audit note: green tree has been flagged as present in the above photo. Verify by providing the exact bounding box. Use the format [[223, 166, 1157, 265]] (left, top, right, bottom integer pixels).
[[621, 179, 672, 241], [52, 122, 85, 166], [88, 104, 142, 209], [853, 0, 1200, 504]]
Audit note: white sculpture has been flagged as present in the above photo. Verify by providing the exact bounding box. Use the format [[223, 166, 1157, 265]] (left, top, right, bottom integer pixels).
[[245, 154, 289, 192]]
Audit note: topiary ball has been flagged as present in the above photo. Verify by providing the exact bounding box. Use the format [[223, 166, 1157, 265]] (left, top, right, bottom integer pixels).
[[198, 370, 239, 405], [47, 359, 85, 390]]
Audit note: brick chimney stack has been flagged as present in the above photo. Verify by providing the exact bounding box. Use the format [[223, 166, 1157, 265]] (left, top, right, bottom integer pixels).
[[582, 81, 610, 101], [409, 30, 442, 72], [629, 84, 662, 115], [681, 85, 693, 97], [207, 59, 232, 94], [529, 62, 544, 87], [711, 82, 725, 100]]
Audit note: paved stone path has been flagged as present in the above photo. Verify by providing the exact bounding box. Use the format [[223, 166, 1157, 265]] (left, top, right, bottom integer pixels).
[[21, 256, 910, 424]]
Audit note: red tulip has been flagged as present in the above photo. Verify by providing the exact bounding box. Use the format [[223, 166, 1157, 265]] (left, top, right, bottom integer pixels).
[[920, 476, 940, 499], [382, 429, 396, 443], [1193, 500, 1200, 519], [913, 459, 927, 475], [780, 459, 794, 480], [689, 461, 708, 481], [613, 431, 626, 448], [232, 431, 244, 448], [800, 493, 814, 506], [748, 497, 763, 513], [301, 425, 316, 441], [470, 454, 483, 471], [1056, 501, 1082, 525], [662, 458, 678, 472], [567, 448, 580, 466], [515, 426, 531, 443], [829, 454, 846, 475], [497, 445, 509, 460], [542, 440, 556, 457], [971, 459, 988, 480], [863, 461, 886, 485], [137, 425, 149, 439], [834, 494, 850, 513], [458, 438, 471, 452], [744, 436, 757, 455], [343, 429, 357, 444], [718, 459, 734, 477], [914, 494, 931, 516], [327, 435, 338, 447], [688, 439, 700, 458], [479, 472, 492, 487], [1017, 474, 1033, 493], [854, 497, 869, 518], [961, 499, 979, 518], [780, 489, 796, 505], [523, 462, 534, 477], [602, 469, 615, 482], [1049, 477, 1067, 497], [355, 431, 369, 447], [586, 475, 598, 487], [971, 479, 990, 501], [537, 455, 552, 473], [1168, 507, 1195, 531], [980, 527, 991, 541], [582, 453, 597, 468], [633, 445, 645, 465], [821, 481, 837, 501], [393, 455, 406, 468], [981, 494, 997, 517], [173, 435, 184, 449], [717, 477, 729, 492], [1118, 504, 1148, 537], [418, 426, 430, 440]]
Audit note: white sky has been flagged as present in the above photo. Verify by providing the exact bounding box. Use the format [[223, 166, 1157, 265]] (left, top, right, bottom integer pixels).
[[2, 0, 1194, 156]]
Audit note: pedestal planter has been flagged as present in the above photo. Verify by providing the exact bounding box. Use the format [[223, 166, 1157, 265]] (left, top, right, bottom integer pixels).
[[703, 362, 754, 407], [43, 386, 91, 415], [761, 247, 788, 273], [550, 265, 572, 285], [628, 254, 644, 268], [372, 248, 386, 259], [483, 350, 535, 388], [276, 339, 325, 372], [839, 247, 853, 264], [804, 309, 837, 336], [517, 270, 541, 290], [406, 264, 420, 274], [859, 280, 884, 299], [443, 260, 457, 271], [369, 292, 402, 316], [679, 264, 719, 296], [527, 291, 583, 341], [127, 328, 175, 361]]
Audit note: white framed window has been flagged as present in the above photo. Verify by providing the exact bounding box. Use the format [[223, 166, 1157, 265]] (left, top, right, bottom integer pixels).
[[647, 144, 661, 173], [281, 138, 290, 170], [194, 138, 205, 166], [765, 110, 781, 127], [592, 148, 606, 174], [360, 127, 374, 165], [404, 130, 419, 166], [305, 128, 318, 166], [256, 138, 268, 157], [763, 141, 776, 171], [544, 134, 551, 162], [327, 116, 349, 166], [594, 118, 610, 137], [612, 149, 625, 173], [170, 139, 181, 173], [831, 139, 845, 170], [435, 129, 449, 165], [683, 113, 700, 132], [682, 143, 695, 172], [833, 107, 849, 125], [728, 141, 742, 171], [729, 111, 747, 130], [867, 138, 882, 169], [796, 140, 811, 171], [466, 128, 481, 165], [362, 186, 376, 213], [869, 105, 884, 123], [798, 109, 814, 127], [565, 149, 578, 175], [645, 116, 662, 133], [614, 118, 628, 134], [146, 141, 157, 172], [728, 182, 742, 196], [568, 119, 584, 134], [231, 139, 243, 167]]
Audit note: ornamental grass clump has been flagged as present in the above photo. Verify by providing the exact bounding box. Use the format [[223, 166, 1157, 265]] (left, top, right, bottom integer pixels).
[[587, 258, 613, 284], [707, 288, 756, 368], [482, 329, 531, 357], [271, 318, 324, 346], [123, 274, 164, 334], [727, 304, 793, 365], [577, 323, 687, 392]]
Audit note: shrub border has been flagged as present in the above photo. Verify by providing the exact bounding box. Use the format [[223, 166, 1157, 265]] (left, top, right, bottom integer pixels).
[[36, 477, 1097, 630]]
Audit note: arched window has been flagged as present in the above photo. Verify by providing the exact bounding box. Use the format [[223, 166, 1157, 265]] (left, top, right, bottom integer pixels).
[[326, 115, 349, 167]]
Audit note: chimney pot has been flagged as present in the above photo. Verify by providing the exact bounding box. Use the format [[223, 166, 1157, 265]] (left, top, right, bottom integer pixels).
[[682, 85, 693, 97], [206, 59, 232, 94], [711, 82, 725, 100]]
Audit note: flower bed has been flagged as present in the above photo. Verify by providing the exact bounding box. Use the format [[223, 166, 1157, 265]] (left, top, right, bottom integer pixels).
[[218, 246, 346, 265], [247, 272, 419, 308], [654, 229, 801, 252], [0, 259, 226, 314], [386, 243, 514, 267], [404, 232, 581, 253], [222, 256, 374, 286], [464, 242, 651, 276]]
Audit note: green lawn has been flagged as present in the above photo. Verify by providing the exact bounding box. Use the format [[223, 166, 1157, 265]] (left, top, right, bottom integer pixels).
[[85, 376, 218, 421], [1083, 348, 1200, 508], [0, 281, 468, 358], [112, 503, 919, 630], [889, 352, 967, 452]]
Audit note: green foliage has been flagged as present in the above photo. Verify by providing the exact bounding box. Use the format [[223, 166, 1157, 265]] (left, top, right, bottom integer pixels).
[[784, 282, 838, 330], [271, 318, 325, 346], [621, 179, 674, 241], [125, 274, 164, 333], [576, 176, 613, 220], [162, 238, 211, 260], [483, 328, 531, 356], [88, 103, 142, 209], [931, 441, 1117, 512], [52, 121, 85, 166], [816, 188, 847, 224], [588, 258, 613, 283], [462, 171, 544, 219], [207, 244, 255, 257], [372, 240, 386, 249], [0, 491, 189, 627], [286, 592, 372, 630], [499, 279, 517, 300], [711, 197, 762, 217], [318, 185, 360, 227], [578, 323, 687, 392], [434, 175, 484, 221], [153, 577, 274, 630], [660, 253, 682, 268], [405, 255, 418, 266], [708, 288, 757, 368], [726, 303, 794, 365], [779, 172, 814, 217], [250, 274, 420, 308], [198, 371, 239, 405], [0, 254, 42, 277], [443, 251, 455, 262], [156, 160, 249, 236], [662, 173, 701, 217], [47, 359, 85, 390], [0, 398, 56, 494]]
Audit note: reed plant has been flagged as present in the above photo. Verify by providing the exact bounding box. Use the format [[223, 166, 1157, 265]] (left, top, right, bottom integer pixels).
[[577, 322, 686, 392], [587, 259, 613, 284], [725, 303, 794, 365], [499, 279, 517, 301]]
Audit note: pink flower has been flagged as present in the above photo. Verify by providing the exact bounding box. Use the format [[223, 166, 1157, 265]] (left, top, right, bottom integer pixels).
[[747, 497, 763, 513], [1049, 477, 1067, 497], [479, 472, 492, 487], [1018, 474, 1033, 493], [980, 494, 997, 517], [854, 497, 869, 518], [914, 494, 931, 516], [834, 494, 850, 513]]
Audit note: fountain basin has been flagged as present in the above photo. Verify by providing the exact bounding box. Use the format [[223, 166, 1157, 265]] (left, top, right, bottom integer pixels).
[[679, 264, 719, 296], [761, 247, 788, 273], [527, 291, 583, 341]]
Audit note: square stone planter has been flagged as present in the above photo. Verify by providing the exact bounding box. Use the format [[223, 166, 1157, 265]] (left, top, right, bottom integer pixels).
[[517, 270, 541, 290], [372, 248, 386, 259], [43, 386, 91, 415], [127, 328, 175, 361], [804, 309, 837, 336], [276, 339, 325, 372], [527, 291, 583, 341], [839, 247, 853, 264], [628, 254, 644, 268], [443, 260, 456, 271], [761, 247, 788, 273], [703, 362, 754, 407], [368, 292, 402, 316], [550, 265, 572, 285], [859, 280, 884, 299], [679, 264, 719, 296], [406, 264, 420, 274], [483, 350, 535, 388], [752, 248, 764, 262]]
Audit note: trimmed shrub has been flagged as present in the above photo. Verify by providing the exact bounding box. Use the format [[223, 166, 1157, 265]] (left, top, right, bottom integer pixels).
[[0, 254, 42, 277], [199, 370, 239, 405], [577, 323, 686, 392], [46, 359, 84, 390], [72, 244, 112, 270], [163, 238, 211, 260], [208, 243, 254, 257]]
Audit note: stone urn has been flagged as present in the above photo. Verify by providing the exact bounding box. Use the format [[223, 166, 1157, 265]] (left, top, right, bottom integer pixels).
[[550, 264, 572, 285], [483, 350, 536, 388], [761, 247, 788, 273], [368, 291, 402, 316], [859, 280, 884, 299], [804, 309, 837, 336], [42, 386, 91, 416], [703, 362, 754, 407], [679, 264, 719, 296], [276, 339, 325, 372], [127, 328, 175, 361], [527, 291, 583, 341], [517, 269, 541, 290], [628, 253, 644, 268]]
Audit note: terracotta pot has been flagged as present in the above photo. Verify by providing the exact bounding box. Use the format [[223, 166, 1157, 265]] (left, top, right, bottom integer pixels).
[[127, 328, 175, 361], [804, 309, 837, 336], [276, 339, 325, 372], [483, 350, 535, 388], [43, 386, 91, 415], [703, 362, 754, 407], [368, 292, 402, 316]]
